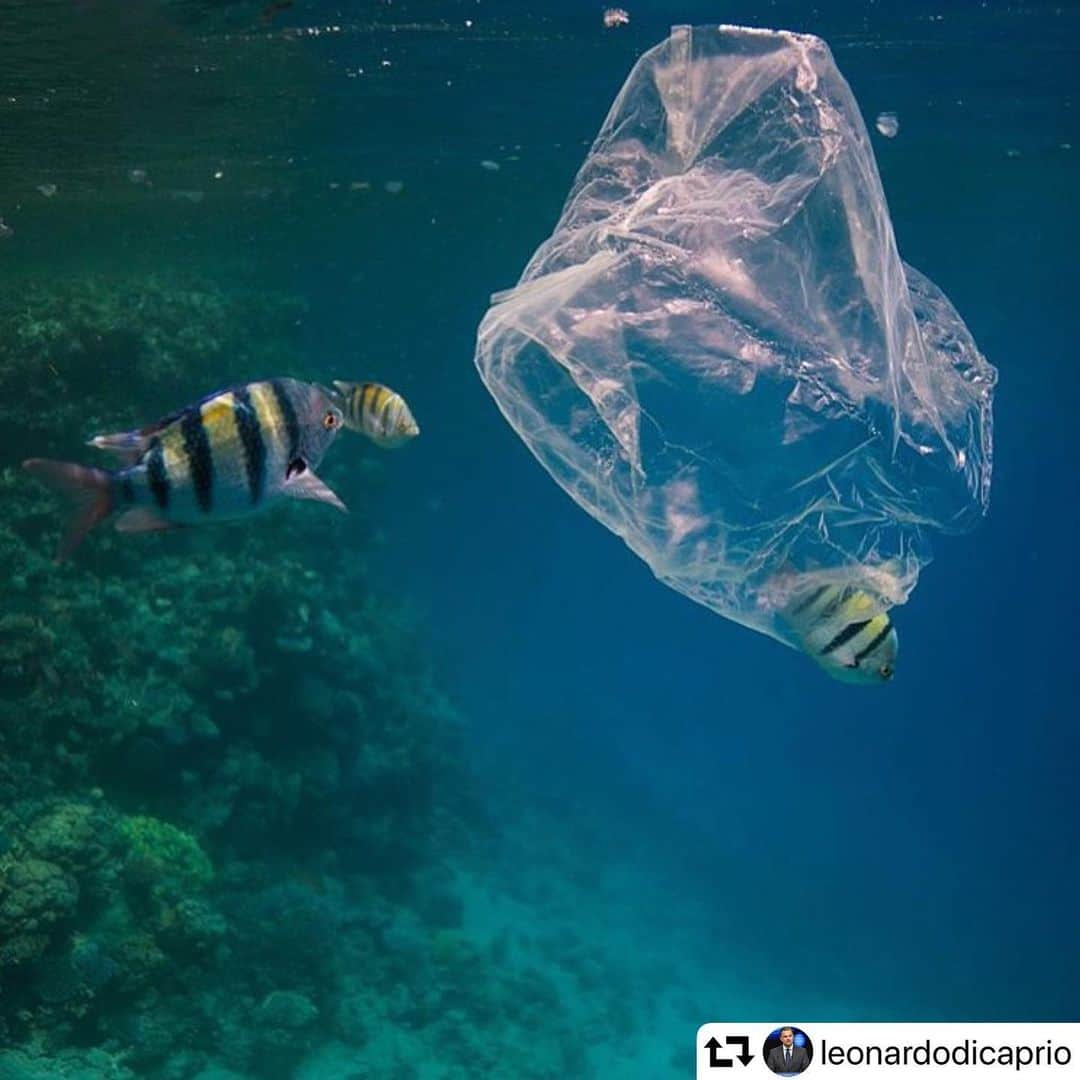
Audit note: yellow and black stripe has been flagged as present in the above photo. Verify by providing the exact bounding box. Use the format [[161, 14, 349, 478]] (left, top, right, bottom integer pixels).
[[783, 582, 897, 683], [339, 382, 391, 433], [247, 381, 290, 468], [152, 385, 265, 514], [146, 438, 170, 510], [132, 378, 325, 519], [849, 618, 895, 667], [180, 406, 215, 512], [232, 385, 267, 504], [346, 383, 380, 430], [332, 379, 418, 446], [269, 378, 301, 464]]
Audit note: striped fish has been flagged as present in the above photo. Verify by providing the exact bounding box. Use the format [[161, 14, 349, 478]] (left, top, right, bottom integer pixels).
[[332, 381, 419, 448], [24, 378, 346, 560], [781, 581, 898, 684]]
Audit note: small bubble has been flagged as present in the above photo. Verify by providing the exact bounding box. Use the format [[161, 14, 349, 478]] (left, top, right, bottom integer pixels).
[[480, 159, 501, 172], [875, 111, 900, 138], [37, 183, 57, 198], [384, 180, 404, 194], [129, 168, 147, 184]]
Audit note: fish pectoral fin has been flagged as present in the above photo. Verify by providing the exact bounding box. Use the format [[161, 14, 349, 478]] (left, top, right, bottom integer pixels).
[[284, 464, 347, 513], [114, 508, 180, 534]]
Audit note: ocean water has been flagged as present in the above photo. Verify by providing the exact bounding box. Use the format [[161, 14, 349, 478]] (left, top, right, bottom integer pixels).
[[1, 1, 1077, 1077]]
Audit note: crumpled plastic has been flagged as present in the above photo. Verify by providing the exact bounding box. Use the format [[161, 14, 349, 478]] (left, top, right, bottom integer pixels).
[[475, 24, 996, 645]]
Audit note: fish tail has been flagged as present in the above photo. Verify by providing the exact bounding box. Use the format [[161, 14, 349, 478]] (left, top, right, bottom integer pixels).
[[23, 458, 118, 561]]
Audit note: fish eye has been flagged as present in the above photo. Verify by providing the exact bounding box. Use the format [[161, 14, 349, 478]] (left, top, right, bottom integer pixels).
[[879, 663, 893, 680], [323, 409, 340, 430]]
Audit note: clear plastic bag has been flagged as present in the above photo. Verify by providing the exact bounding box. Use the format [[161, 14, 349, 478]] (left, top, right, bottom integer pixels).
[[475, 24, 996, 645]]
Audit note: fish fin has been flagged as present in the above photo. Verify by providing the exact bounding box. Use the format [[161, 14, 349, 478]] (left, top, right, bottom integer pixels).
[[89, 404, 190, 455], [87, 430, 150, 464], [283, 462, 347, 513], [114, 508, 180, 534], [23, 458, 116, 561]]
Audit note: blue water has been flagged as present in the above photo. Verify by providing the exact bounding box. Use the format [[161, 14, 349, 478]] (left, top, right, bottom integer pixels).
[[348, 0, 1080, 1021], [2, 0, 1077, 1072]]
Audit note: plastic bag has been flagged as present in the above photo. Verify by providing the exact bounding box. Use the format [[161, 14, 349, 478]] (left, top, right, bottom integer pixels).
[[475, 24, 996, 646]]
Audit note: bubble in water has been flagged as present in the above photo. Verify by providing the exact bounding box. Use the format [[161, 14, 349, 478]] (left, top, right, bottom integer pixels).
[[37, 183, 57, 198], [480, 160, 500, 172], [384, 180, 404, 194], [876, 111, 900, 138], [129, 168, 147, 184]]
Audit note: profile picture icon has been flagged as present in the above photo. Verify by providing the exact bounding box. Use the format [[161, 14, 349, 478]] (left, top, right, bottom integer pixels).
[[764, 1026, 812, 1074]]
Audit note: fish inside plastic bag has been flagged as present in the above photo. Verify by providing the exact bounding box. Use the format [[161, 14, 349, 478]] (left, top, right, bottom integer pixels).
[[475, 24, 996, 661]]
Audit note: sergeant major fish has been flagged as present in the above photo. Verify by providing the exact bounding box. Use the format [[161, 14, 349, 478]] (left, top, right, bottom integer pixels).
[[24, 378, 347, 561], [781, 581, 898, 684], [332, 381, 419, 448]]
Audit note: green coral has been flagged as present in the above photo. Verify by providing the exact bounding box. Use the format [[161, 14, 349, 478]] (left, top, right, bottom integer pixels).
[[24, 800, 121, 887], [0, 856, 79, 967], [120, 816, 212, 901]]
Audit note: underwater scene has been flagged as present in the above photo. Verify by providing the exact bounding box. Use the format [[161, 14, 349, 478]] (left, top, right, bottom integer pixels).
[[0, 1, 1077, 1077]]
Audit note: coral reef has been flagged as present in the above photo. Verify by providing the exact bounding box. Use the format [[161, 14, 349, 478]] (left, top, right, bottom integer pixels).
[[120, 816, 213, 902], [0, 856, 79, 967], [0, 274, 306, 463], [0, 270, 657, 1079]]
